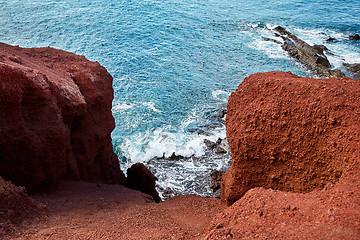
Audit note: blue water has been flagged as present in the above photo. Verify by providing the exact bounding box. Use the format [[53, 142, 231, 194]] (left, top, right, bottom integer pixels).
[[1, 0, 359, 197]]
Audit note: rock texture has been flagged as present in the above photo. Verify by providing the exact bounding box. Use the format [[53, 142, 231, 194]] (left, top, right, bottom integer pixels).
[[0, 177, 44, 236], [127, 163, 161, 203], [211, 71, 360, 239], [0, 42, 126, 192], [345, 63, 360, 79], [273, 26, 345, 78], [210, 170, 226, 198]]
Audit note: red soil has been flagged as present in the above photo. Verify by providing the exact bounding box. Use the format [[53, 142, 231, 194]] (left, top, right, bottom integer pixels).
[[2, 180, 223, 240]]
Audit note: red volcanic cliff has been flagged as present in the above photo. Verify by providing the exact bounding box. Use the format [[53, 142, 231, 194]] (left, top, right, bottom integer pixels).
[[0, 42, 125, 192], [206, 71, 360, 239]]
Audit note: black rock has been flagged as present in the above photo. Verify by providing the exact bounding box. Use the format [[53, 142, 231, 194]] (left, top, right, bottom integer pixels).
[[204, 139, 217, 150], [262, 36, 281, 44], [349, 34, 360, 41], [326, 37, 337, 43], [169, 152, 185, 161]]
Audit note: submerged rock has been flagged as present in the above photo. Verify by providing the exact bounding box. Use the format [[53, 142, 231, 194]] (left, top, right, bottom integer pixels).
[[0, 42, 126, 192]]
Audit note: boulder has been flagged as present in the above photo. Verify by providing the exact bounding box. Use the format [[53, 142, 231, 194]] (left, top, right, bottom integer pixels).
[[127, 163, 161, 203], [0, 42, 126, 192]]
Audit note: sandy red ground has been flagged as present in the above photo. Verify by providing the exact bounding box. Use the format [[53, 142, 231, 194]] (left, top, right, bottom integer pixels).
[[2, 180, 223, 240]]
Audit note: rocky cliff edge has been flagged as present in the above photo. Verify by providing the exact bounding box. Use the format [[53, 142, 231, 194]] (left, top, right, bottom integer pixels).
[[0, 42, 126, 192], [206, 71, 360, 239]]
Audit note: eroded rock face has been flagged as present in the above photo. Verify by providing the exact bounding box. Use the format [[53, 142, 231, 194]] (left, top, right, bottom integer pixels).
[[206, 71, 360, 238], [222, 71, 360, 205], [0, 42, 126, 192]]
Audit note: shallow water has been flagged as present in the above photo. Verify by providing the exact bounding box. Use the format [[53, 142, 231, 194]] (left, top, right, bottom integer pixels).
[[1, 0, 359, 197]]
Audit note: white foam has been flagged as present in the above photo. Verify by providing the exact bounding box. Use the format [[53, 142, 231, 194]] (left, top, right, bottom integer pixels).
[[326, 43, 360, 65], [250, 37, 288, 59], [260, 26, 360, 71], [142, 101, 162, 113], [212, 89, 230, 102], [112, 102, 134, 113], [265, 23, 277, 30], [139, 81, 158, 84], [120, 127, 206, 163]]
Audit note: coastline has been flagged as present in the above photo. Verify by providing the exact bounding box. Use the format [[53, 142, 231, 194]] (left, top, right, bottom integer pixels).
[[1, 42, 360, 239]]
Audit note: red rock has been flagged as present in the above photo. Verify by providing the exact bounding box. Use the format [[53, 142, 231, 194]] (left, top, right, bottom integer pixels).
[[0, 42, 125, 192], [208, 71, 360, 239], [127, 163, 161, 203]]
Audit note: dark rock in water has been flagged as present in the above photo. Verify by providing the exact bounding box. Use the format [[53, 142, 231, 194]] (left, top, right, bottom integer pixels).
[[157, 186, 175, 200], [344, 63, 360, 79], [312, 44, 328, 54], [203, 137, 230, 155], [329, 69, 347, 78], [349, 34, 360, 41], [217, 138, 230, 154], [326, 37, 337, 43], [209, 109, 227, 120], [215, 146, 227, 154], [150, 152, 190, 162], [127, 163, 161, 203], [169, 152, 186, 161], [273, 26, 345, 78], [210, 170, 226, 198], [262, 36, 282, 44], [204, 139, 217, 150], [187, 108, 227, 136]]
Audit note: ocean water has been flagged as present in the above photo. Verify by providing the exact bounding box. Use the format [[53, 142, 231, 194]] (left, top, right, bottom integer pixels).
[[1, 0, 359, 198]]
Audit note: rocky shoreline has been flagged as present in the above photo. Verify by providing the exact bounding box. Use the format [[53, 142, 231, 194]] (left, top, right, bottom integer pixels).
[[262, 26, 360, 79], [1, 43, 359, 239]]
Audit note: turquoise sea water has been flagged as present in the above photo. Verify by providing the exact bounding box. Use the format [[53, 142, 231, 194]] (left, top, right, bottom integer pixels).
[[1, 0, 359, 197]]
